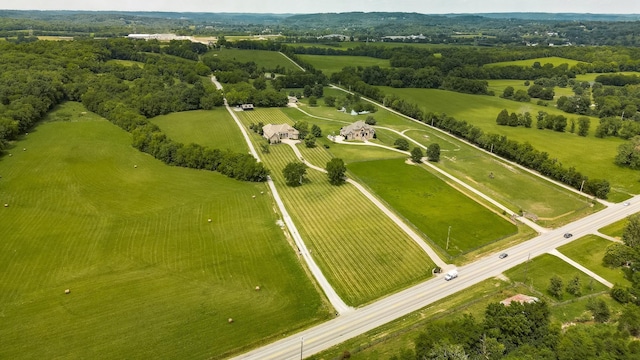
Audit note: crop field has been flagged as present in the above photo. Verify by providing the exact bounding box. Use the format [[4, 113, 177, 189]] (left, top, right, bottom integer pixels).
[[208, 48, 299, 72], [298, 54, 390, 75], [151, 109, 248, 153], [379, 86, 636, 200], [504, 254, 608, 301], [484, 56, 585, 68], [558, 235, 631, 286], [238, 109, 436, 305], [0, 103, 330, 359], [348, 159, 518, 257], [292, 100, 600, 226]]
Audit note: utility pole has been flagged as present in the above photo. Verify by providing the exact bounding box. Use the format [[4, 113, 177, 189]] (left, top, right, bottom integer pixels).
[[300, 336, 304, 360], [580, 179, 585, 192]]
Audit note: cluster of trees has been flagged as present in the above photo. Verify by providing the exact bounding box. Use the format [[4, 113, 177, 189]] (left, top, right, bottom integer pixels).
[[282, 156, 346, 186], [496, 109, 533, 128], [391, 300, 640, 360], [0, 38, 272, 182], [616, 136, 640, 169], [224, 82, 288, 107]]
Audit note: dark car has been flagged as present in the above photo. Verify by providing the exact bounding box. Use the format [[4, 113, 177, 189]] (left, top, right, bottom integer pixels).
[[499, 253, 508, 259], [563, 233, 573, 238]]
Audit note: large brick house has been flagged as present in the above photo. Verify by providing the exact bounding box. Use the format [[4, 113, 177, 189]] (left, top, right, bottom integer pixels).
[[340, 120, 375, 140], [262, 123, 300, 144]]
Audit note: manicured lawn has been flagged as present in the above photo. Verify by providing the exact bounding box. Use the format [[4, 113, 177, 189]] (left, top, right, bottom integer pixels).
[[378, 86, 635, 201], [599, 218, 628, 238], [0, 103, 330, 360], [151, 109, 248, 153], [208, 48, 299, 72], [484, 56, 585, 68], [558, 235, 631, 286], [348, 158, 517, 258], [238, 109, 436, 305], [504, 254, 608, 301], [299, 54, 390, 75], [486, 79, 574, 101]]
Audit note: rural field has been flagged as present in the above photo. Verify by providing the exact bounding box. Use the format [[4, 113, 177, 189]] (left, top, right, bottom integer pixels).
[[0, 102, 331, 359], [291, 100, 600, 227], [483, 56, 585, 68], [348, 159, 518, 258], [208, 48, 299, 72], [298, 54, 390, 75], [238, 108, 436, 305], [377, 86, 636, 201], [151, 109, 248, 153]]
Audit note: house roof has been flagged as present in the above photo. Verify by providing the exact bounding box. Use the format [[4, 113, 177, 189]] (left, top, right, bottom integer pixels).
[[263, 123, 299, 139], [340, 120, 374, 135]]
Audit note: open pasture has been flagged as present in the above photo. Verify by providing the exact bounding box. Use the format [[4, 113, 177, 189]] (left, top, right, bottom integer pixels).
[[299, 54, 390, 75], [294, 99, 600, 225], [208, 48, 299, 72], [151, 109, 248, 153], [486, 79, 574, 100], [239, 109, 436, 305], [0, 103, 329, 359], [379, 86, 636, 200], [484, 56, 585, 68], [348, 158, 518, 258], [558, 235, 631, 287]]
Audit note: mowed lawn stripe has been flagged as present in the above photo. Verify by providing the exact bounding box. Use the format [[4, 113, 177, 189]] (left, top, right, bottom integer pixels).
[[233, 114, 434, 305]]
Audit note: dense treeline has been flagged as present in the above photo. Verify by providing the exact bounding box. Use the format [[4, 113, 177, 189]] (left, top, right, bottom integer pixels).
[[0, 38, 270, 181], [389, 300, 640, 360]]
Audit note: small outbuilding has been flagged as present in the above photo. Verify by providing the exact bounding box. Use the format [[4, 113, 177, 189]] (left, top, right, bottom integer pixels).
[[500, 294, 539, 306], [241, 104, 254, 111]]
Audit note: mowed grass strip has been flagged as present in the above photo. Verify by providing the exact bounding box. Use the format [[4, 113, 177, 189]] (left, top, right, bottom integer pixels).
[[0, 103, 329, 360], [484, 56, 585, 68], [238, 109, 435, 305], [378, 86, 635, 200], [348, 159, 517, 258], [557, 235, 631, 287], [151, 109, 248, 153]]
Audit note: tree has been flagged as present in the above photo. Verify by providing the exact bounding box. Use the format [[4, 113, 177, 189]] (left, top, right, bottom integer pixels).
[[303, 85, 313, 98], [618, 304, 640, 336], [566, 275, 582, 296], [427, 143, 441, 162], [586, 298, 610, 323], [577, 117, 590, 137], [324, 95, 336, 107], [326, 158, 346, 185], [308, 96, 317, 106], [502, 86, 514, 99], [548, 275, 564, 299], [496, 109, 509, 125], [615, 136, 640, 169], [411, 147, 424, 163], [311, 124, 322, 138], [253, 76, 267, 90], [394, 138, 410, 151], [623, 214, 640, 250], [304, 133, 316, 148], [365, 116, 377, 125], [513, 89, 531, 102], [293, 121, 309, 138], [282, 161, 307, 186]]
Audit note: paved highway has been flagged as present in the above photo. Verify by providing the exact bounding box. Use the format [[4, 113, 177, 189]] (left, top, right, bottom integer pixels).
[[232, 198, 640, 359]]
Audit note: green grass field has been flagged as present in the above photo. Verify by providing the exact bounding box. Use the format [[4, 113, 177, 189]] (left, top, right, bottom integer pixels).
[[378, 86, 636, 201], [348, 159, 518, 257], [290, 100, 601, 227], [504, 254, 608, 301], [0, 103, 330, 359], [484, 56, 585, 68], [299, 54, 390, 75], [151, 109, 248, 153], [599, 218, 628, 238], [238, 108, 436, 305], [558, 235, 631, 286], [208, 48, 299, 72], [486, 79, 575, 100]]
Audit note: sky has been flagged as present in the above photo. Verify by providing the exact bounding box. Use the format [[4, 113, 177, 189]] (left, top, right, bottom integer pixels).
[[2, 0, 640, 14]]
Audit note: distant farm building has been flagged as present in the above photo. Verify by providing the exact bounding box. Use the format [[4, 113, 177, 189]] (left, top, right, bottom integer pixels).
[[500, 294, 539, 306], [241, 104, 254, 111], [340, 120, 375, 141], [262, 124, 300, 144]]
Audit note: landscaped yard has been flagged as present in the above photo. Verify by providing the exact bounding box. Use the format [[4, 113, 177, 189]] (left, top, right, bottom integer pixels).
[[0, 102, 330, 360], [238, 108, 436, 306]]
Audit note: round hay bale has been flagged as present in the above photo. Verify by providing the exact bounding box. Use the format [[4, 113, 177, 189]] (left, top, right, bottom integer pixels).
[[4, 203, 8, 208], [8, 153, 12, 157], [255, 286, 261, 291], [65, 289, 70, 294], [134, 165, 138, 168], [22, 148, 26, 151], [228, 318, 234, 323], [252, 195, 256, 199], [208, 218, 212, 222]]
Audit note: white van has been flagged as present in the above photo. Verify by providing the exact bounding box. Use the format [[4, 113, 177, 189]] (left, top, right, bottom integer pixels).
[[444, 269, 458, 281]]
